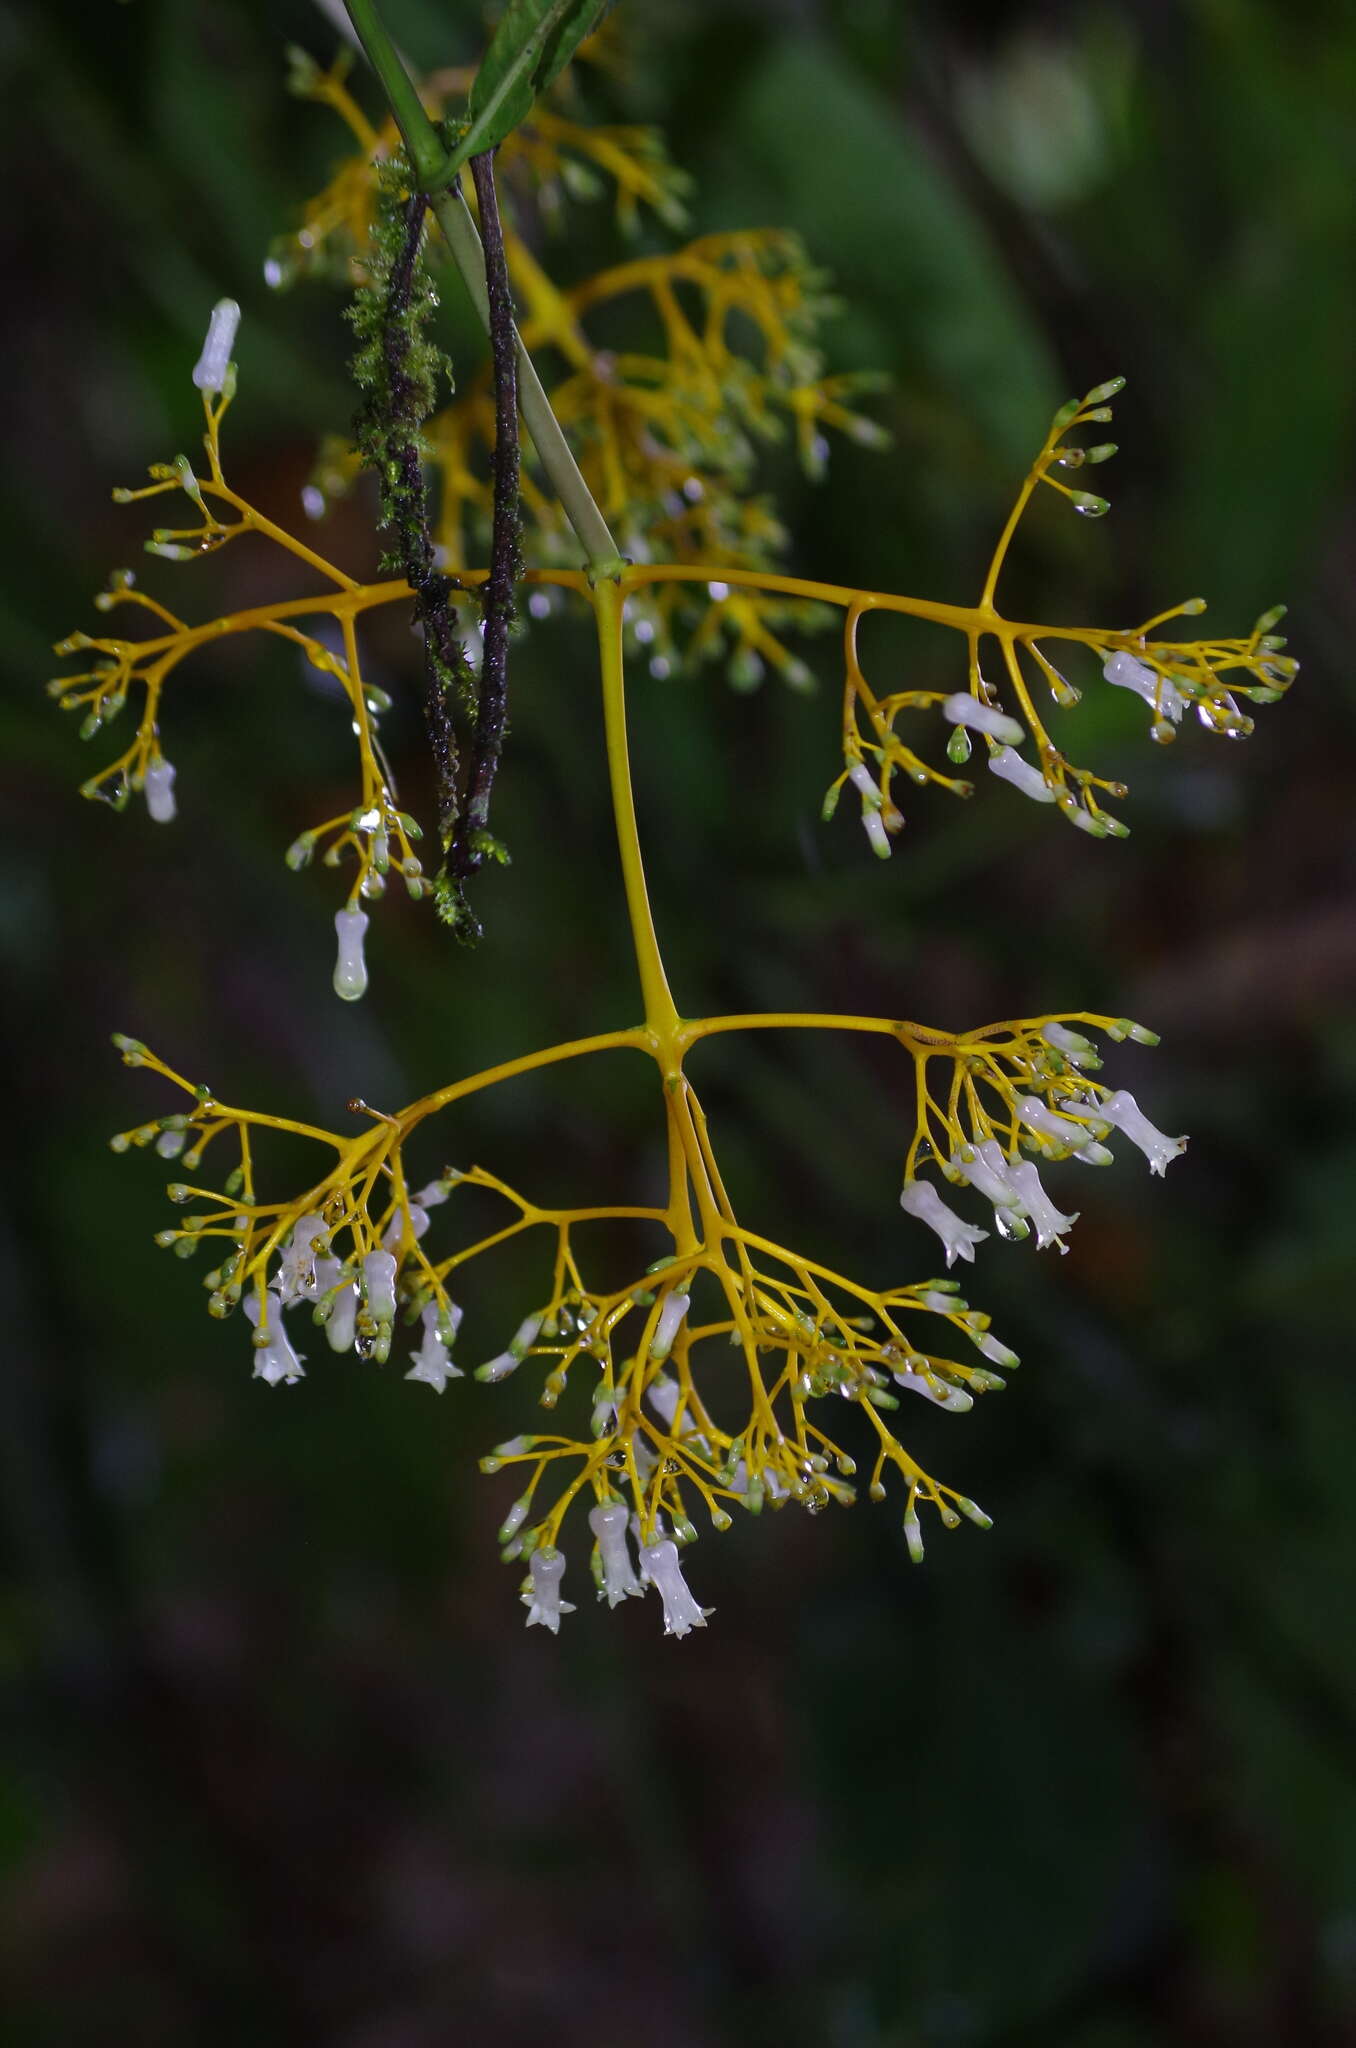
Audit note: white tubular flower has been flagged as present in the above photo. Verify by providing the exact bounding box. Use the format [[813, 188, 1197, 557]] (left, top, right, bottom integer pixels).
[[192, 298, 241, 394], [1103, 651, 1184, 723], [143, 759, 177, 823], [848, 760, 881, 805], [942, 692, 1025, 746], [650, 1291, 690, 1361], [589, 1501, 644, 1607], [333, 908, 369, 1002], [413, 1178, 454, 1208], [1076, 1139, 1116, 1166], [244, 1285, 305, 1385], [1041, 1022, 1098, 1066], [155, 1127, 186, 1160], [975, 1332, 1020, 1368], [1098, 1089, 1187, 1175], [382, 1202, 430, 1252], [276, 1213, 327, 1305], [522, 1548, 576, 1634], [894, 1368, 973, 1413], [641, 1538, 712, 1639], [405, 1302, 463, 1392], [1004, 1160, 1078, 1251], [988, 746, 1055, 803], [949, 1144, 1021, 1209], [1015, 1095, 1090, 1148], [900, 1180, 989, 1266]]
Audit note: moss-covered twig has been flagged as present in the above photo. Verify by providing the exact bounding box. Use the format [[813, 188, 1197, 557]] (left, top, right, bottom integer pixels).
[[351, 178, 472, 903]]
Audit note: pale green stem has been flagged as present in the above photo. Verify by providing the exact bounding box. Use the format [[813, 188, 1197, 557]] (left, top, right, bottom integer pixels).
[[343, 0, 621, 575]]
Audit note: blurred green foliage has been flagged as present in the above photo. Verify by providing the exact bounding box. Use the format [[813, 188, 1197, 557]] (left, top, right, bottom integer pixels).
[[3, 1, 1355, 2042]]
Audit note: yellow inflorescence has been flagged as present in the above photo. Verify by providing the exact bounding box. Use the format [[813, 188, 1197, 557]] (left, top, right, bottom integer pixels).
[[275, 44, 884, 674], [51, 47, 1298, 1634], [106, 993, 1186, 1612]]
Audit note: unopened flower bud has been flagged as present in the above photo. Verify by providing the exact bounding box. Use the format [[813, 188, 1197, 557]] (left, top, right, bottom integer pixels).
[[144, 758, 177, 823], [192, 298, 241, 394], [942, 693, 1025, 747], [362, 1248, 397, 1322], [650, 1291, 690, 1361], [333, 907, 368, 1001], [988, 747, 1055, 803]]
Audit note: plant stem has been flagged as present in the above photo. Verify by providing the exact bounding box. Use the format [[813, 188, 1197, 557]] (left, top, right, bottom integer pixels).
[[343, 0, 622, 575], [448, 149, 521, 884], [593, 579, 679, 1041]]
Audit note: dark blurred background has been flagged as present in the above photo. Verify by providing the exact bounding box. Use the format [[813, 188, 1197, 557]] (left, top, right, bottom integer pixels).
[[4, 1, 1356, 2042]]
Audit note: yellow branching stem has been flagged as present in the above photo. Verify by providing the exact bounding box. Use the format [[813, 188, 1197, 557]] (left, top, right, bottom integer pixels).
[[50, 43, 1298, 1636]]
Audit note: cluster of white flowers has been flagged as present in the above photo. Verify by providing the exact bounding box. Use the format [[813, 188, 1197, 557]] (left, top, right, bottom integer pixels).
[[241, 1184, 464, 1389], [900, 1041, 1186, 1268], [520, 1515, 713, 1639]]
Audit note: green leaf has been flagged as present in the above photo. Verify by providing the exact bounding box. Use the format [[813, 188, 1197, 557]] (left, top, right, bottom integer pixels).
[[456, 0, 613, 164]]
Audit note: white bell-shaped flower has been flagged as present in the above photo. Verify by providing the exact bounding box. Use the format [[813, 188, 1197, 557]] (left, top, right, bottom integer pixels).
[[244, 1285, 304, 1385], [523, 1547, 575, 1633], [589, 1501, 644, 1607], [641, 1537, 711, 1638], [276, 1213, 328, 1304], [405, 1302, 463, 1392], [899, 1180, 989, 1266], [1004, 1160, 1078, 1251], [1098, 1089, 1187, 1175]]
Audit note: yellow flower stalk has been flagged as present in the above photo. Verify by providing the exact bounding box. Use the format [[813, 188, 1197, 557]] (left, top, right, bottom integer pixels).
[[50, 4, 1296, 1638]]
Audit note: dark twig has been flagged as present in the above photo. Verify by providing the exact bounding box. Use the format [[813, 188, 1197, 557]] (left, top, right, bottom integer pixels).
[[448, 149, 522, 902]]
